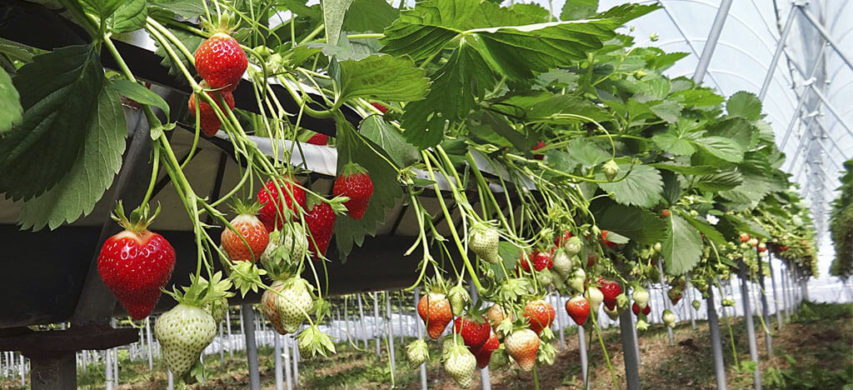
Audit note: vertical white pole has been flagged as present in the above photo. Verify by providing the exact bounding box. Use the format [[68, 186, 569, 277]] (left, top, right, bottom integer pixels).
[[283, 335, 293, 390], [358, 294, 368, 349], [226, 308, 233, 358], [414, 287, 428, 390], [373, 292, 381, 359], [274, 333, 284, 390]]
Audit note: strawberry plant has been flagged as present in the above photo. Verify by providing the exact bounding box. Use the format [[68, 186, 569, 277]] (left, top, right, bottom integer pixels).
[[0, 0, 822, 387]]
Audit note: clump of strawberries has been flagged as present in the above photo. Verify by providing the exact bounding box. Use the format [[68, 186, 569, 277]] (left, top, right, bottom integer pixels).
[[188, 30, 247, 137]]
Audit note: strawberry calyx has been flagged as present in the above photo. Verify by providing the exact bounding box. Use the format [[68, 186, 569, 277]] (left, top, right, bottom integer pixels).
[[339, 162, 368, 177], [164, 272, 234, 308], [112, 201, 160, 234], [230, 198, 263, 216]]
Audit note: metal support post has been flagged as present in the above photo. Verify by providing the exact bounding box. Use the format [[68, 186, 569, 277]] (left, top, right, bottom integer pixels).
[[358, 294, 368, 349], [797, 5, 853, 71], [739, 263, 762, 390], [759, 3, 796, 101], [385, 292, 396, 374], [283, 335, 293, 390], [274, 333, 284, 390], [619, 309, 641, 390], [656, 261, 674, 345], [692, 0, 734, 84], [768, 255, 783, 329], [219, 323, 225, 365], [707, 287, 727, 390], [292, 333, 299, 386], [414, 287, 428, 390], [241, 304, 261, 390], [105, 349, 113, 390], [226, 309, 233, 358], [555, 294, 566, 349], [578, 325, 589, 390], [686, 279, 696, 330], [757, 252, 773, 357], [145, 317, 153, 371], [373, 292, 381, 359]]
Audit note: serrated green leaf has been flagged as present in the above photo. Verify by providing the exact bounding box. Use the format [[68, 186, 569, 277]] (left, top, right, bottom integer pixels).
[[561, 0, 598, 20], [670, 88, 724, 107], [323, 0, 353, 45], [110, 79, 169, 118], [82, 0, 123, 19], [694, 136, 744, 163], [468, 111, 528, 152], [566, 138, 610, 168], [0, 67, 21, 133], [680, 212, 726, 245], [19, 83, 126, 230], [148, 0, 205, 18], [722, 214, 770, 238], [544, 150, 579, 175], [726, 91, 761, 120], [526, 94, 612, 123], [650, 100, 682, 123], [338, 55, 429, 103], [359, 115, 418, 167], [597, 164, 663, 208], [595, 202, 668, 246], [109, 0, 147, 33], [662, 214, 702, 275], [649, 163, 717, 175], [695, 171, 743, 192], [0, 44, 103, 200], [719, 173, 772, 210], [334, 121, 403, 260], [652, 132, 696, 156], [343, 0, 399, 33], [706, 118, 758, 151]]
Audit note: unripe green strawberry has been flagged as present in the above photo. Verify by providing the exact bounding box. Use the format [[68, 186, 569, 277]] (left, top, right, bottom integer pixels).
[[154, 304, 217, 377], [505, 328, 540, 371], [636, 318, 650, 331], [406, 339, 429, 369], [260, 224, 308, 280], [564, 236, 583, 257], [569, 268, 586, 293], [443, 343, 476, 388], [692, 299, 701, 310], [448, 285, 469, 317], [261, 277, 313, 334], [194, 33, 247, 91], [469, 223, 500, 264], [662, 310, 676, 328], [722, 298, 734, 307], [602, 159, 619, 181], [552, 249, 573, 279], [616, 293, 630, 311], [585, 286, 604, 311], [207, 297, 229, 324], [633, 288, 650, 310]]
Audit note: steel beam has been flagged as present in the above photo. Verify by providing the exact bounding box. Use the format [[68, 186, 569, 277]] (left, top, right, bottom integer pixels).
[[759, 4, 797, 101], [692, 0, 734, 84], [797, 5, 853, 72]]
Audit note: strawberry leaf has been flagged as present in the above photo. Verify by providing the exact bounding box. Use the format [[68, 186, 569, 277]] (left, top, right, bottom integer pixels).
[[18, 83, 126, 231], [661, 214, 703, 275], [109, 0, 147, 33], [342, 0, 399, 33], [0, 67, 21, 133], [560, 0, 597, 20], [594, 202, 667, 246], [322, 0, 353, 46], [0, 44, 103, 200], [110, 79, 170, 118], [359, 115, 419, 167], [334, 121, 404, 260], [338, 55, 429, 103], [596, 163, 663, 208], [693, 136, 744, 163], [726, 91, 762, 120]]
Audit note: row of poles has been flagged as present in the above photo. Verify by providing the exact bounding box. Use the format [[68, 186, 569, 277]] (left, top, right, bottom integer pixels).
[[0, 253, 812, 389]]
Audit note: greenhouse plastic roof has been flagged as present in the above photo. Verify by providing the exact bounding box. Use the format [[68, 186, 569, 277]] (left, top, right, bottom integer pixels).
[[535, 0, 852, 277]]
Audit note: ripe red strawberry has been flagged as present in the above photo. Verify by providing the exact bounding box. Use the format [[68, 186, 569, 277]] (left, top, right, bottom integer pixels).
[[505, 328, 540, 371], [471, 332, 499, 369], [523, 299, 555, 335], [187, 86, 235, 137], [739, 232, 750, 243], [98, 203, 175, 320], [194, 33, 247, 91], [257, 178, 306, 232], [565, 296, 590, 325], [519, 251, 553, 272], [221, 201, 269, 262], [631, 302, 651, 316], [599, 279, 622, 310], [371, 102, 388, 113], [453, 316, 490, 348], [532, 141, 546, 160], [668, 288, 683, 305], [332, 163, 374, 220], [555, 230, 573, 247], [661, 209, 671, 218], [587, 253, 598, 268], [418, 293, 453, 339], [306, 133, 328, 145], [304, 200, 336, 258]]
